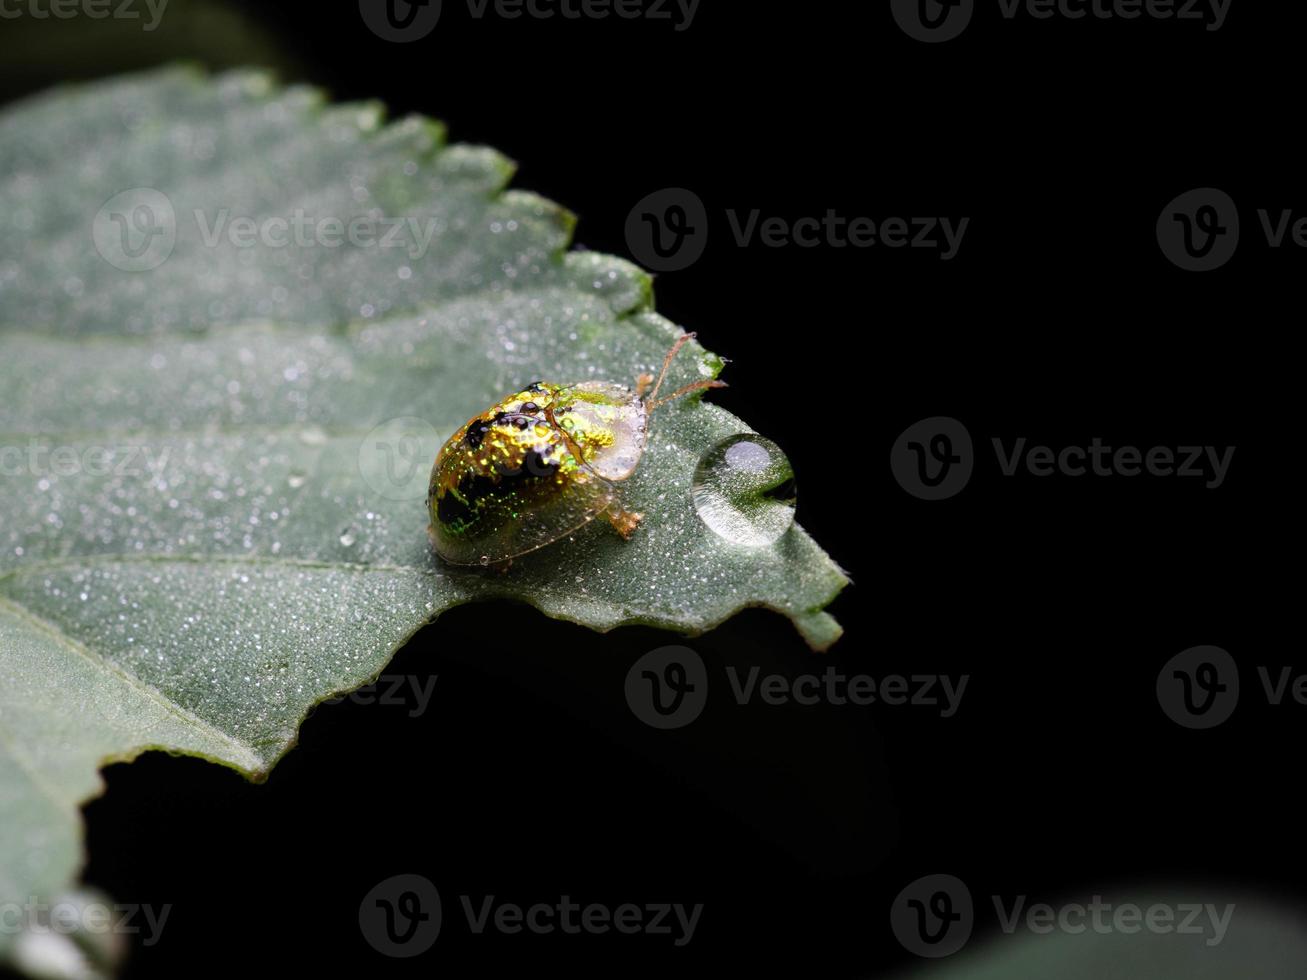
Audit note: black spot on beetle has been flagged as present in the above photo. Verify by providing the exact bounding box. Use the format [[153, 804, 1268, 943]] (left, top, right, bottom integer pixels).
[[464, 419, 493, 450], [506, 448, 561, 482], [440, 450, 563, 532], [464, 411, 520, 450]]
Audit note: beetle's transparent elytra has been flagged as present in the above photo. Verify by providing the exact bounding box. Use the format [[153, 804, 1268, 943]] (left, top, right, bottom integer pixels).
[[426, 332, 725, 566]]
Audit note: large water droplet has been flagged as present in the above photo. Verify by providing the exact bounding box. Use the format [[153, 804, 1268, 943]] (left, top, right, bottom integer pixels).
[[692, 435, 796, 546]]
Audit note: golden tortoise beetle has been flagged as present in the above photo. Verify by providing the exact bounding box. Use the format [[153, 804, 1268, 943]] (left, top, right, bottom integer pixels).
[[427, 332, 726, 566]]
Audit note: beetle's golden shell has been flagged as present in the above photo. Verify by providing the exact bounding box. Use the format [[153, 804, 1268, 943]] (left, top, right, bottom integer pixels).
[[427, 381, 647, 565]]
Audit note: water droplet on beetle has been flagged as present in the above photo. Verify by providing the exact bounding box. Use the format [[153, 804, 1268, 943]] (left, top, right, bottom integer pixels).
[[692, 434, 796, 547]]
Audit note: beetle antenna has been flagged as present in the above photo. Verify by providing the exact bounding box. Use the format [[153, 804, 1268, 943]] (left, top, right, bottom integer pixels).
[[648, 378, 728, 412], [644, 332, 697, 405]]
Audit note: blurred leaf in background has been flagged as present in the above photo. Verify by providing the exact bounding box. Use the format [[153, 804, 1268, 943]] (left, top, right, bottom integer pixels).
[[0, 0, 301, 99]]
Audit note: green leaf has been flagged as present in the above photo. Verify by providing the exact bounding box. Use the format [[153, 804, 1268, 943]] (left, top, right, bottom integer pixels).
[[0, 67, 847, 969]]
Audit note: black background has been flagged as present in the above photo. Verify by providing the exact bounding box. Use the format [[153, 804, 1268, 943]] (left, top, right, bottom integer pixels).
[[1, 0, 1298, 976]]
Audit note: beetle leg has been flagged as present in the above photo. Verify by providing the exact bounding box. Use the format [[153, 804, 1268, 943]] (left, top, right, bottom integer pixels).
[[604, 506, 644, 540]]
